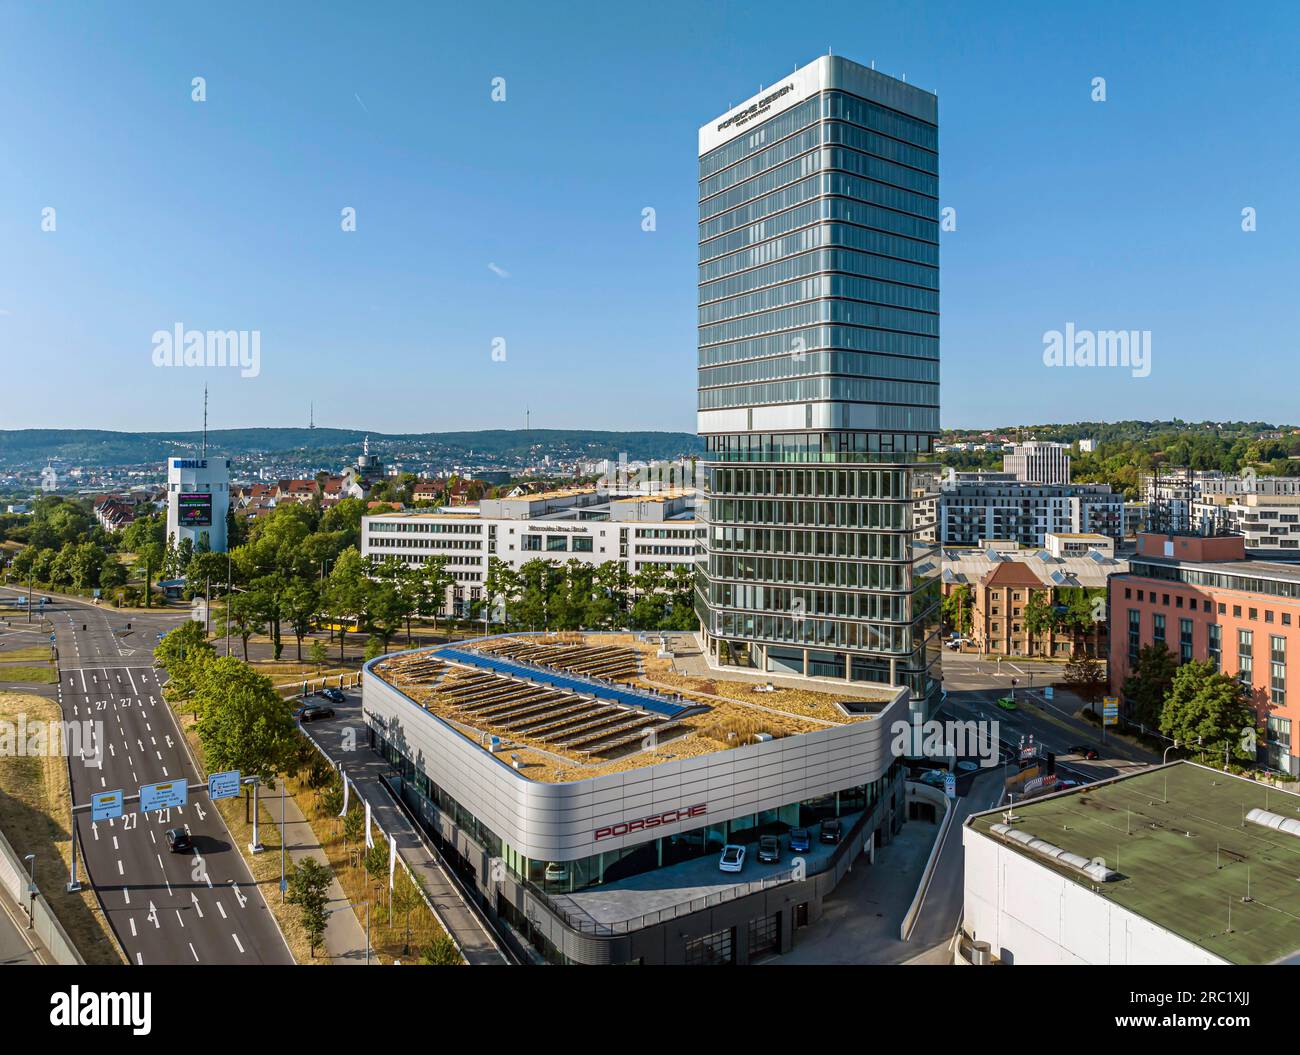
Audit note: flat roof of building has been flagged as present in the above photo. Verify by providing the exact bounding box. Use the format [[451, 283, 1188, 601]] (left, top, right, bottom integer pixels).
[[372, 633, 895, 784], [970, 762, 1300, 964]]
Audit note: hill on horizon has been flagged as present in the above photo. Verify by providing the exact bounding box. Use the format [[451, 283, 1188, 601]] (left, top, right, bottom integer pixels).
[[0, 428, 704, 469]]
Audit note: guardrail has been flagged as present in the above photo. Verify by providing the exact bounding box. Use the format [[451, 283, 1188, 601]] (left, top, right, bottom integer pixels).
[[899, 781, 955, 941], [0, 825, 85, 965]]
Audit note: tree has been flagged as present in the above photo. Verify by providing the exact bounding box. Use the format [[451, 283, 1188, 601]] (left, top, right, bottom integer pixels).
[[282, 580, 321, 662], [390, 868, 422, 955], [942, 585, 972, 636], [367, 578, 409, 652], [1063, 652, 1107, 708], [226, 591, 265, 662], [308, 639, 329, 672], [1022, 590, 1057, 639], [286, 857, 332, 957], [193, 657, 299, 777], [326, 547, 370, 662], [1159, 659, 1258, 765], [420, 935, 461, 965], [342, 805, 365, 867], [1122, 644, 1179, 729], [417, 556, 455, 631]]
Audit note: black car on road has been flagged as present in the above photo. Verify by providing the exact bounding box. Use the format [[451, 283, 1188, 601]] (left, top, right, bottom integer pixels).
[[820, 818, 843, 844], [1068, 744, 1100, 760], [317, 687, 346, 704], [164, 828, 193, 854], [756, 834, 781, 864], [294, 704, 336, 723]]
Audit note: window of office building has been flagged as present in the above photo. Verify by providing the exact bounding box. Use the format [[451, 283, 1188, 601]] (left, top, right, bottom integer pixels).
[[1128, 608, 1140, 663], [1153, 613, 1166, 648], [1272, 635, 1287, 708], [1239, 628, 1254, 684], [572, 536, 594, 553], [546, 535, 568, 552], [1180, 618, 1193, 663], [1208, 623, 1221, 670], [522, 534, 542, 551]]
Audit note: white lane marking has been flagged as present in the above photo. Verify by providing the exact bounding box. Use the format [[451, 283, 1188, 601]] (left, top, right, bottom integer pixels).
[[147, 902, 159, 928], [129, 918, 137, 937], [136, 952, 143, 965], [175, 909, 185, 928], [191, 892, 204, 918], [231, 933, 244, 954], [216, 901, 227, 920], [116, 860, 124, 876], [189, 942, 199, 962]]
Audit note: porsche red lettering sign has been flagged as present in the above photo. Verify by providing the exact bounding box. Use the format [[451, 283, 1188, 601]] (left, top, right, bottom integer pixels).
[[594, 803, 707, 841]]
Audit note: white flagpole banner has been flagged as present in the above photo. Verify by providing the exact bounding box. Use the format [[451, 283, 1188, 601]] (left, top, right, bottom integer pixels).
[[339, 775, 350, 817], [365, 799, 374, 848], [388, 834, 397, 891]]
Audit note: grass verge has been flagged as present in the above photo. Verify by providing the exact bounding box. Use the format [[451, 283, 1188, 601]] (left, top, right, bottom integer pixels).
[[0, 692, 123, 963], [0, 665, 58, 684]]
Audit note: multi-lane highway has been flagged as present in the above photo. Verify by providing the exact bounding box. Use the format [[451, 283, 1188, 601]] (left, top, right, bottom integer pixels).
[[1, 588, 294, 965]]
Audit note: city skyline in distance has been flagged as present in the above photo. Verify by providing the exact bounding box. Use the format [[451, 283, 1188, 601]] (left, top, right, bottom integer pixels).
[[1, 2, 1296, 433]]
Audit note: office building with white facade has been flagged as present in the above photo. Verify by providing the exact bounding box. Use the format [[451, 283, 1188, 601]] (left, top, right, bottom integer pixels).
[[695, 54, 942, 711], [164, 456, 230, 552], [361, 487, 697, 614], [1002, 440, 1071, 484]]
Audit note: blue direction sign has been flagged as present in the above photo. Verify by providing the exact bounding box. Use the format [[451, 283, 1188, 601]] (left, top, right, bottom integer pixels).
[[139, 780, 188, 812], [91, 789, 124, 822], [944, 772, 957, 799], [208, 770, 241, 801]]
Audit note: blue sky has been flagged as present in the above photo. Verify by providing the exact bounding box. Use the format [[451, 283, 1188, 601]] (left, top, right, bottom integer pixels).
[[1, 1, 1296, 434]]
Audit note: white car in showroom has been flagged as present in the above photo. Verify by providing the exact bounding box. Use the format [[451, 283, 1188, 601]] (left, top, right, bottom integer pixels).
[[718, 844, 746, 873]]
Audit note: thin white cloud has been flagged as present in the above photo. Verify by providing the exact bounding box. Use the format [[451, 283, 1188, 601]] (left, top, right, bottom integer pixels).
[[487, 263, 510, 278]]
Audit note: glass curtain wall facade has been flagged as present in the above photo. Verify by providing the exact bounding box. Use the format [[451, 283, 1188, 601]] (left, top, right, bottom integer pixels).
[[696, 56, 941, 709]]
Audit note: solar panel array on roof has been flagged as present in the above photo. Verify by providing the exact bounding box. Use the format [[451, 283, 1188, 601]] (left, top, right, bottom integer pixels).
[[433, 645, 693, 719]]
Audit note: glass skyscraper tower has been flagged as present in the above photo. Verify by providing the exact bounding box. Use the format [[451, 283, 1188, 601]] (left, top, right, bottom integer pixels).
[[696, 54, 941, 711]]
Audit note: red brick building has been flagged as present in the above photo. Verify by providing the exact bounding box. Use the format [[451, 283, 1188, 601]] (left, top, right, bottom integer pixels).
[[1108, 533, 1300, 773]]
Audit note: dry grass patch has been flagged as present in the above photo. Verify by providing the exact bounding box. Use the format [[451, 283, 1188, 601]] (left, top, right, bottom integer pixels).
[[0, 692, 122, 963]]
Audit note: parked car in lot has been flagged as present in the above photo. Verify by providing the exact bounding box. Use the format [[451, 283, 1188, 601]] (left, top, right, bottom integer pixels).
[[756, 835, 781, 864], [788, 827, 812, 853], [294, 704, 335, 723], [718, 844, 746, 873], [820, 818, 842, 844], [318, 687, 346, 704], [1068, 743, 1100, 760], [918, 768, 948, 788], [996, 696, 1018, 711], [164, 828, 193, 854]]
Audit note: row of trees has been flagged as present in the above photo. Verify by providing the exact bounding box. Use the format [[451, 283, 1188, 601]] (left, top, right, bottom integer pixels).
[[1123, 644, 1259, 764]]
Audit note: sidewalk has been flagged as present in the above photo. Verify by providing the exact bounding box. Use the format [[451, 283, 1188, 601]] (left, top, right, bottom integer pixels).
[[338, 753, 511, 965], [262, 784, 376, 965], [0, 880, 50, 965]]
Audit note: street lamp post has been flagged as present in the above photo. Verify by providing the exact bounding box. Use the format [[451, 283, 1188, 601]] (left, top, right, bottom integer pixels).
[[23, 853, 36, 927]]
